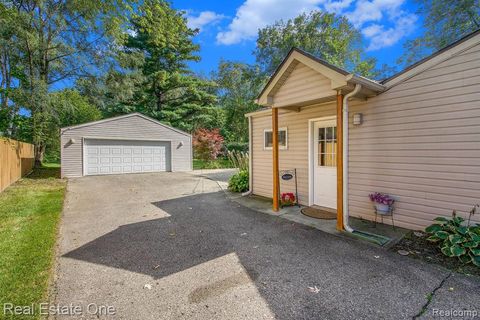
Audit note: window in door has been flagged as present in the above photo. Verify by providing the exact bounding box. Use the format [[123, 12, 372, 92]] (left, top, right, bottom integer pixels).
[[317, 126, 336, 167]]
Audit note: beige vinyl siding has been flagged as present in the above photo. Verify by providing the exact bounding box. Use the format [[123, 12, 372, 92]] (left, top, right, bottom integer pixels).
[[348, 41, 480, 230], [61, 114, 192, 178], [250, 40, 480, 230], [274, 63, 336, 107], [251, 103, 336, 204]]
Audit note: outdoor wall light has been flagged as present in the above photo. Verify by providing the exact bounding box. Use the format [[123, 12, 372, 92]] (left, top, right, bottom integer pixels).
[[69, 138, 76, 144], [178, 141, 184, 147], [353, 113, 363, 125]]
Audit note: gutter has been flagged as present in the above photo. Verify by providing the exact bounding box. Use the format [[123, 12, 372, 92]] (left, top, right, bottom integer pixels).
[[346, 74, 385, 92], [245, 108, 272, 118], [242, 115, 253, 196], [342, 84, 362, 233]]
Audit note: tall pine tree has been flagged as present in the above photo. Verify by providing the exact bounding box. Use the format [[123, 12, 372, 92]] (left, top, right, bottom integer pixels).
[[85, 0, 221, 132]]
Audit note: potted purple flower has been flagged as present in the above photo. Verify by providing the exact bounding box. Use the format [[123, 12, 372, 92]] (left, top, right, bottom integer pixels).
[[369, 192, 394, 214]]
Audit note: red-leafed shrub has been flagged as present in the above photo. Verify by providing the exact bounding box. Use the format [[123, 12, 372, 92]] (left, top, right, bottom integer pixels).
[[193, 128, 224, 161]]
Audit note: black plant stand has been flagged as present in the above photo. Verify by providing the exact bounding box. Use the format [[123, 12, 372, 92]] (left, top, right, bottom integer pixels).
[[374, 205, 396, 230]]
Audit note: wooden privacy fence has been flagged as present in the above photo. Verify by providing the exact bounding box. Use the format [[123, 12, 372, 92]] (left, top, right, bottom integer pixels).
[[0, 138, 35, 192]]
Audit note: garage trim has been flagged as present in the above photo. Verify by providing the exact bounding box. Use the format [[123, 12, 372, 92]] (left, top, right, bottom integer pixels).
[[82, 136, 173, 142], [82, 137, 172, 176], [61, 112, 192, 178]]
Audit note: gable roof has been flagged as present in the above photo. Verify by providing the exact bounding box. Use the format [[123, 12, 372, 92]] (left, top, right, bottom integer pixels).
[[257, 29, 480, 106], [60, 112, 191, 137], [291, 47, 351, 76], [256, 47, 385, 106], [382, 29, 480, 87], [256, 48, 347, 100]]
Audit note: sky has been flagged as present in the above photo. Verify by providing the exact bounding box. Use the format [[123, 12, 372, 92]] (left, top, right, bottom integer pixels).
[[174, 0, 423, 75]]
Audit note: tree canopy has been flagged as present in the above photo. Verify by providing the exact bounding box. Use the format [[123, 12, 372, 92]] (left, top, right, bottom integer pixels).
[[2, 1, 474, 164], [0, 0, 133, 164], [44, 89, 102, 162], [79, 0, 221, 133], [213, 61, 266, 142], [399, 0, 480, 66], [254, 11, 377, 78]]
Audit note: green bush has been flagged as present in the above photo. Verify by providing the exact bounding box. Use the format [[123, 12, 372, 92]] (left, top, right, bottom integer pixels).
[[228, 170, 249, 193], [226, 142, 249, 153], [44, 150, 61, 164], [193, 159, 233, 169], [426, 205, 480, 266]]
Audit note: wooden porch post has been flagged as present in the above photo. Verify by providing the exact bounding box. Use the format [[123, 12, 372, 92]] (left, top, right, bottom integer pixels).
[[272, 107, 280, 212], [336, 93, 344, 230]]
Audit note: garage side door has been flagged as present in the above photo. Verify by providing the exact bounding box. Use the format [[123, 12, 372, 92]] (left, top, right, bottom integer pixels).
[[84, 139, 171, 176]]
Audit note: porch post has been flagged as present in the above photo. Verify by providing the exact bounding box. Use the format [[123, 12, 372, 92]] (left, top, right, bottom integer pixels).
[[336, 93, 344, 230], [272, 107, 280, 212]]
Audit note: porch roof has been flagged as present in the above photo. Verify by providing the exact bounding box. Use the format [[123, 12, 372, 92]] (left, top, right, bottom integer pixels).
[[256, 48, 385, 108]]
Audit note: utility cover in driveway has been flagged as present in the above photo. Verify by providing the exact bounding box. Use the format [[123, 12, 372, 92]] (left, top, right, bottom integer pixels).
[[84, 139, 170, 176]]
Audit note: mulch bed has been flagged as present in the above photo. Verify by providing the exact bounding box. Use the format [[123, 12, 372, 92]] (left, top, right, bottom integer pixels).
[[390, 231, 480, 277]]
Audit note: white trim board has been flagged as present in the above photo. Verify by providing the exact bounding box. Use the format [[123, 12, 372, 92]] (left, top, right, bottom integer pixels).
[[82, 136, 172, 142], [308, 116, 336, 206], [263, 127, 288, 150]]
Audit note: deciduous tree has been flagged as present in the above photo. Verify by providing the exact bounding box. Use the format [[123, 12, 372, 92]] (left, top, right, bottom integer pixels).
[[213, 61, 266, 142], [193, 128, 224, 161], [399, 0, 480, 66], [44, 89, 102, 162], [254, 11, 377, 78], [1, 0, 133, 165]]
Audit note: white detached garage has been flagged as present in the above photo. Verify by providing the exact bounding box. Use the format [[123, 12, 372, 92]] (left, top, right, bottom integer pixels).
[[60, 113, 192, 178]]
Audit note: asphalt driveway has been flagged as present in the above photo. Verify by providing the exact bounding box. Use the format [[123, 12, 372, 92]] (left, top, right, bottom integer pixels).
[[53, 171, 480, 319]]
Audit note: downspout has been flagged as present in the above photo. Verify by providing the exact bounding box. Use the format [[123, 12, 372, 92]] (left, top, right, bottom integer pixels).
[[242, 115, 253, 196], [342, 84, 362, 232]]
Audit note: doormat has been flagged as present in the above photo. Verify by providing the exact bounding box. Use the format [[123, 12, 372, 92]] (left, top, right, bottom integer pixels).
[[301, 206, 336, 220]]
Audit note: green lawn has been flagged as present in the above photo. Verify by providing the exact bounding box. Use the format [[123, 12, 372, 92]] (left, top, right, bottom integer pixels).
[[0, 165, 65, 319], [193, 158, 234, 169], [39, 162, 60, 169]]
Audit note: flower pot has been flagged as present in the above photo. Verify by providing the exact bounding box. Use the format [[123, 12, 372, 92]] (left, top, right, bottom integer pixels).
[[375, 203, 391, 214], [281, 192, 296, 207]]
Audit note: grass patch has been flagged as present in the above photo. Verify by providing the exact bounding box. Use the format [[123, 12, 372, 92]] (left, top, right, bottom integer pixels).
[[193, 158, 234, 170], [27, 163, 61, 180], [40, 162, 60, 169], [0, 165, 65, 319]]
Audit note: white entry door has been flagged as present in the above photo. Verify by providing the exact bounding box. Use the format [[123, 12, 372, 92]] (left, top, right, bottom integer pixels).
[[84, 139, 170, 176], [313, 120, 337, 208]]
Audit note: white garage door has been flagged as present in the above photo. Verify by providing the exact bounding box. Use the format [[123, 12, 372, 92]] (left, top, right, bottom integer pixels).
[[84, 139, 170, 176]]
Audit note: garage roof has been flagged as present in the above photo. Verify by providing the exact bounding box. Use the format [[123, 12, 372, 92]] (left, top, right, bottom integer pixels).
[[60, 112, 191, 137]]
